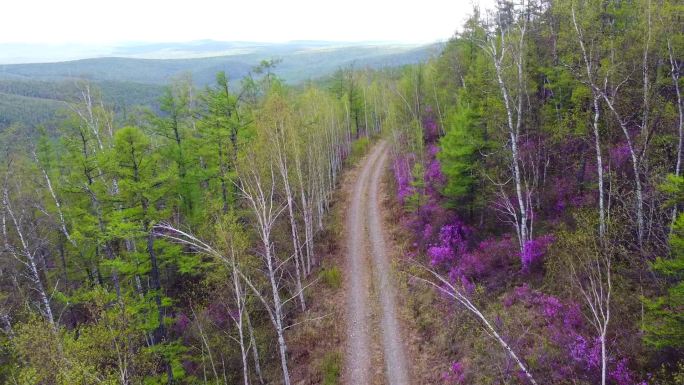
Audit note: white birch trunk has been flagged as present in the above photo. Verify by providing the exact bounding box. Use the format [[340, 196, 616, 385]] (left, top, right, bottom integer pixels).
[[418, 269, 538, 385], [3, 187, 55, 328], [245, 310, 265, 385], [230, 256, 250, 385], [601, 94, 644, 248], [593, 94, 606, 239], [572, 7, 607, 238], [240, 168, 292, 385], [488, 17, 531, 251], [274, 125, 306, 311], [669, 38, 683, 226]]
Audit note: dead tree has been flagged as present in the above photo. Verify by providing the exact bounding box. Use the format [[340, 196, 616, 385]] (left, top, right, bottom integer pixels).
[[414, 267, 539, 385]]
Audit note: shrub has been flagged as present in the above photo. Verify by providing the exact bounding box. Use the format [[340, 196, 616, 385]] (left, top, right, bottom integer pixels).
[[348, 137, 370, 164], [320, 351, 342, 385], [320, 267, 342, 289]]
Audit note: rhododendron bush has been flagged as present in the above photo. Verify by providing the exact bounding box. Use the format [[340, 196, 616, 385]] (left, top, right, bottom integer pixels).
[[389, 95, 660, 383]]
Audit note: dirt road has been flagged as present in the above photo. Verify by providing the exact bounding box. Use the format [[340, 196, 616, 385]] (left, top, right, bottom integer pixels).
[[343, 141, 410, 385]]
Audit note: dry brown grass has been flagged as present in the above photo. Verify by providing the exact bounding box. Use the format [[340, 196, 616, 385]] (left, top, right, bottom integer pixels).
[[288, 144, 446, 384], [287, 157, 361, 385]]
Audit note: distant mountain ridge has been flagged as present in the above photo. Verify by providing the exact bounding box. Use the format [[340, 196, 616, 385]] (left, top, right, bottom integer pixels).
[[0, 41, 442, 85], [0, 40, 438, 64], [0, 41, 443, 131]]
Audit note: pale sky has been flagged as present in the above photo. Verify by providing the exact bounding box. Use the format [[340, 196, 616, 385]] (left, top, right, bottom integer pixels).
[[2, 0, 495, 44]]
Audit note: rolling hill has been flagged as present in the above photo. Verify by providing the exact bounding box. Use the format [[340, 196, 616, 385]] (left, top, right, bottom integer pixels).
[[0, 41, 442, 130]]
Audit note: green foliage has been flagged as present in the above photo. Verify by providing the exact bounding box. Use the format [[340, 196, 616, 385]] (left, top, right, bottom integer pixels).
[[319, 267, 342, 289], [8, 287, 172, 385], [438, 100, 482, 200], [319, 350, 342, 385], [644, 210, 684, 348], [404, 162, 426, 212], [348, 137, 370, 164], [661, 175, 684, 207], [642, 176, 684, 349], [0, 50, 365, 383], [651, 361, 684, 385]]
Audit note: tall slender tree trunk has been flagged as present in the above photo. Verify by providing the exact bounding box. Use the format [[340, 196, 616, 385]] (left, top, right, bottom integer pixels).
[[273, 118, 306, 310], [600, 331, 607, 385], [593, 94, 606, 239], [490, 26, 530, 251], [230, 262, 250, 385], [35, 152, 78, 249], [263, 237, 291, 385], [218, 139, 230, 213], [602, 94, 644, 248], [245, 311, 264, 385], [283, 189, 306, 311], [3, 190, 55, 329], [669, 38, 683, 226], [295, 154, 314, 275], [574, 8, 606, 238]]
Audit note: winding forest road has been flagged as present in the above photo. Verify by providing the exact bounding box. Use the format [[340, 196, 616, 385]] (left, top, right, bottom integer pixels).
[[343, 141, 410, 385]]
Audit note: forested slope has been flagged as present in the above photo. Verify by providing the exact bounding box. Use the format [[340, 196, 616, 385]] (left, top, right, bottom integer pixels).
[[0, 42, 438, 131], [385, 0, 684, 383], [0, 59, 394, 383], [0, 0, 682, 384]]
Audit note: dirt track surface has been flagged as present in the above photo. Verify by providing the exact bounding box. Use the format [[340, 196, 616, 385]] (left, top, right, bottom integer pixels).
[[342, 141, 410, 385]]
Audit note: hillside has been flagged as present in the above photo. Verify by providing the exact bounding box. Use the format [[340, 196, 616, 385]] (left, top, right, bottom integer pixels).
[[3, 1, 682, 384], [0, 42, 440, 85], [0, 41, 440, 130]]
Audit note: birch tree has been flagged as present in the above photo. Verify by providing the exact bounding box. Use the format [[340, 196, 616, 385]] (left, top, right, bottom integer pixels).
[[663, 1, 684, 226], [414, 267, 539, 385], [570, 4, 608, 238], [155, 217, 254, 385], [260, 93, 307, 311], [482, 1, 533, 251], [553, 217, 613, 385], [1, 165, 55, 329], [237, 155, 292, 385]]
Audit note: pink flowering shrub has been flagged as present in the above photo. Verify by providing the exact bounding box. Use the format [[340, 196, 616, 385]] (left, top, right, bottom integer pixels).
[[521, 234, 555, 271], [393, 154, 416, 205], [447, 269, 476, 294], [503, 284, 647, 383], [441, 361, 466, 384], [428, 221, 471, 266], [422, 111, 440, 142], [610, 359, 650, 385], [610, 142, 632, 170], [402, 197, 452, 249], [427, 223, 523, 294], [569, 335, 602, 369], [473, 236, 517, 270], [425, 156, 446, 189], [389, 105, 652, 383], [204, 302, 232, 328], [426, 143, 440, 158], [172, 312, 192, 335], [550, 176, 575, 214]]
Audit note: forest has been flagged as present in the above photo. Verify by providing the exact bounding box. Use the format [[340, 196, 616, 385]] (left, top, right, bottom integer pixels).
[[0, 0, 683, 384], [0, 42, 435, 131]]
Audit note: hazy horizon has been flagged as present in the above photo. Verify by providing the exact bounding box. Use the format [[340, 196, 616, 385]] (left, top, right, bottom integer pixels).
[[1, 0, 496, 64], [0, 39, 440, 65]]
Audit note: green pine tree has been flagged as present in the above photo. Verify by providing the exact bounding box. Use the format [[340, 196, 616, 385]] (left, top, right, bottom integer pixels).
[[644, 175, 684, 349]]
